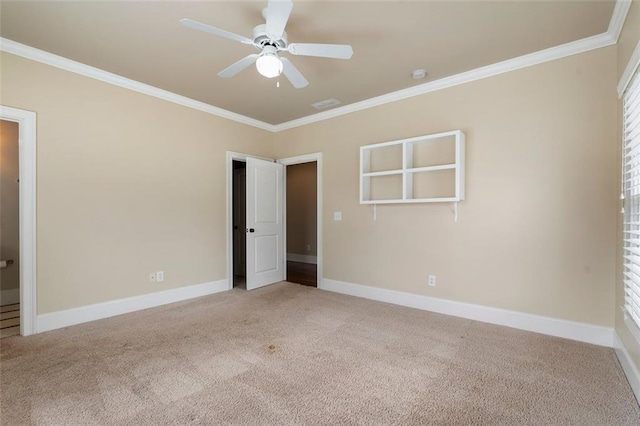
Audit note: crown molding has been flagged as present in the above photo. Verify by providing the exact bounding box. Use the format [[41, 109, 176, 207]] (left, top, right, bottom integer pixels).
[[0, 21, 619, 134], [0, 38, 276, 132], [273, 32, 615, 132], [608, 0, 633, 43]]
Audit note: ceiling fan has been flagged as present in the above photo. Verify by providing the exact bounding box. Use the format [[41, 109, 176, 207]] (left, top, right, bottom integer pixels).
[[180, 0, 353, 89]]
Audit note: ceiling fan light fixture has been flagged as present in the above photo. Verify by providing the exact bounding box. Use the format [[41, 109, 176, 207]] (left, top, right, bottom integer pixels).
[[256, 51, 283, 78]]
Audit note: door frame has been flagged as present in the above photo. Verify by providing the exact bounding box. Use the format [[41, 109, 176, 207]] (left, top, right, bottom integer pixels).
[[0, 106, 37, 336], [278, 153, 323, 288]]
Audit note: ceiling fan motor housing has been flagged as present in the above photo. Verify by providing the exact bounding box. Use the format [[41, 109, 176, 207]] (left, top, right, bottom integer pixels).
[[252, 24, 287, 50]]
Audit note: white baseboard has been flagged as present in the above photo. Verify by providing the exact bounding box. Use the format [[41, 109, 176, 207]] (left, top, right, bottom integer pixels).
[[320, 279, 614, 347], [0, 288, 20, 305], [614, 331, 640, 404], [287, 253, 318, 264], [36, 279, 228, 333]]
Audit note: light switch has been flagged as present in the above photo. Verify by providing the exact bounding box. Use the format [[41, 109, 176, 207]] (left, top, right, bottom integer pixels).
[[334, 211, 342, 221]]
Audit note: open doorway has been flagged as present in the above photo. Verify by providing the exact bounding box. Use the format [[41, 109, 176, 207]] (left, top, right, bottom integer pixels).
[[232, 160, 247, 289], [0, 106, 36, 337], [0, 119, 20, 337], [227, 151, 322, 292], [285, 162, 318, 287]]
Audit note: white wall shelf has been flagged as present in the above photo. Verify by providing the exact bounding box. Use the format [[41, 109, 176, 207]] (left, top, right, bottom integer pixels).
[[360, 130, 465, 204]]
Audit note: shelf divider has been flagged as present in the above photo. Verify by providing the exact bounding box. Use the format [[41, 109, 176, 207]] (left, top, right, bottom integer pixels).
[[362, 169, 404, 177], [406, 164, 456, 173]]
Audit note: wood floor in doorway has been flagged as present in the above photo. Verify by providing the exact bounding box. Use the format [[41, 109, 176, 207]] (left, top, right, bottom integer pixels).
[[234, 261, 317, 289], [287, 261, 317, 287], [0, 303, 20, 338]]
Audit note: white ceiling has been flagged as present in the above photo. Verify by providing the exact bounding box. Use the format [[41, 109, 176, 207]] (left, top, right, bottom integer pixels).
[[0, 1, 616, 125]]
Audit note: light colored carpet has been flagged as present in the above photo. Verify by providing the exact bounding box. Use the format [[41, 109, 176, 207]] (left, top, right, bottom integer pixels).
[[1, 282, 638, 425]]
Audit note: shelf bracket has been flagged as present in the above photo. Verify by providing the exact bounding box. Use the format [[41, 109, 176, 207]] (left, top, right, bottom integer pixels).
[[452, 201, 458, 223], [373, 203, 377, 222]]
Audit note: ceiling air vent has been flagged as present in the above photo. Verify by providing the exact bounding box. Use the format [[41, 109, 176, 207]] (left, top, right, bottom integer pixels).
[[311, 98, 341, 110]]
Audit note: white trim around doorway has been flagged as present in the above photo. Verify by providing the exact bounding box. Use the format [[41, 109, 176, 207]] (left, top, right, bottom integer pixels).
[[278, 153, 323, 288], [0, 106, 37, 336]]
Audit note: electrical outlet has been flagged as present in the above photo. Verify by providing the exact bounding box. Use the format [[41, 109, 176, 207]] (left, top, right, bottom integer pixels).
[[428, 275, 436, 287], [150, 273, 156, 282], [156, 271, 164, 282], [307, 245, 311, 251], [334, 211, 342, 221]]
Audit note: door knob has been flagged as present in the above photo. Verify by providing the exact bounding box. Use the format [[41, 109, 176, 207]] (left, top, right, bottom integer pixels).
[[247, 228, 255, 233]]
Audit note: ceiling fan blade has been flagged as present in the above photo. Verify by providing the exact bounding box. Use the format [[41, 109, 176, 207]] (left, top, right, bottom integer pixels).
[[287, 43, 354, 59], [265, 0, 293, 40], [218, 54, 260, 78], [281, 58, 308, 89], [180, 18, 254, 45]]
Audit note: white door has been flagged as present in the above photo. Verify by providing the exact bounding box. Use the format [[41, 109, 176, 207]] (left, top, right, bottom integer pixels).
[[246, 157, 284, 290]]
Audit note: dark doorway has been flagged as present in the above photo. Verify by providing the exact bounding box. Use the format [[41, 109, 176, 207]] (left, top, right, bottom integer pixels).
[[232, 160, 246, 289]]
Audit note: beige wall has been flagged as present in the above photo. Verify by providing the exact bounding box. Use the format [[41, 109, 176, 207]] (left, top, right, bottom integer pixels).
[[0, 52, 274, 314], [0, 119, 20, 292], [616, 0, 640, 391], [274, 46, 618, 327], [286, 162, 317, 257], [0, 37, 623, 332]]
